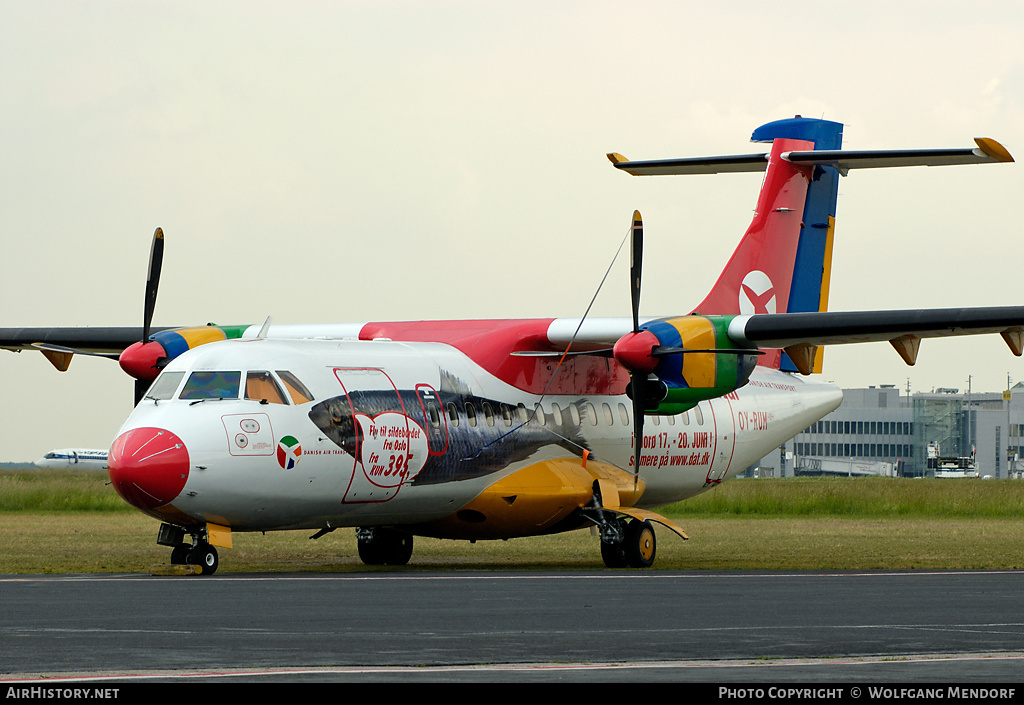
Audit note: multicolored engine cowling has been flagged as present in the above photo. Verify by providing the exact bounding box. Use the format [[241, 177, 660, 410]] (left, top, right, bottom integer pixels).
[[119, 325, 250, 381], [613, 315, 759, 414]]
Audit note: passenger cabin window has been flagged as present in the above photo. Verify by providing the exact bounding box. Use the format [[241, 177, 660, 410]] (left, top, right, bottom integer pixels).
[[426, 402, 442, 427], [277, 371, 314, 404], [602, 403, 614, 425], [245, 371, 288, 405], [180, 371, 240, 400], [147, 371, 185, 401]]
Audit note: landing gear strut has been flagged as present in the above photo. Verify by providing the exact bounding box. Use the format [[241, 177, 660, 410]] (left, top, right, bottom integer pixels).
[[357, 527, 414, 565]]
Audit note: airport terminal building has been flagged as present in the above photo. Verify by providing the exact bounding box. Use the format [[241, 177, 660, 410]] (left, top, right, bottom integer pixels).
[[755, 384, 1024, 479]]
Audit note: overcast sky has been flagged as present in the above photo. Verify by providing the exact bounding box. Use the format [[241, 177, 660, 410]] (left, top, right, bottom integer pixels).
[[2, 1, 1024, 461]]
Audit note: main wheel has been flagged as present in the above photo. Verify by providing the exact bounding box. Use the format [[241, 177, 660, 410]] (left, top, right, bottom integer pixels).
[[600, 517, 629, 568], [357, 528, 414, 566], [600, 538, 629, 568], [186, 543, 219, 575], [625, 520, 656, 569]]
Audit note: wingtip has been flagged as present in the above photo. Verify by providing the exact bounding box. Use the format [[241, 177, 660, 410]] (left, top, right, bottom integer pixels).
[[974, 137, 1014, 163]]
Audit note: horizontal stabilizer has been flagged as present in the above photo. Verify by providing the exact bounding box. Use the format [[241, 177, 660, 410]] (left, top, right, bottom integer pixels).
[[608, 138, 1013, 176], [729, 307, 1024, 372]]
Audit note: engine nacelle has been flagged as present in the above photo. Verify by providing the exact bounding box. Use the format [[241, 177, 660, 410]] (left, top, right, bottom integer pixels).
[[119, 325, 248, 382], [613, 315, 759, 414]]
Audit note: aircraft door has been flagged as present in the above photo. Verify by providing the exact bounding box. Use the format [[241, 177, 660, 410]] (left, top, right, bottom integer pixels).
[[706, 398, 737, 484], [332, 368, 429, 504], [415, 384, 449, 456]]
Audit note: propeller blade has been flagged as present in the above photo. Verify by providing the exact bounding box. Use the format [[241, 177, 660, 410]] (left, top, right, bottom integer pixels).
[[628, 211, 645, 487], [651, 346, 766, 357], [134, 378, 151, 406], [629, 211, 643, 334], [142, 228, 164, 343]]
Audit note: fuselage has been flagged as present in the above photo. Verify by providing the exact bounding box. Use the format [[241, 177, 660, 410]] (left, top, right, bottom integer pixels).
[[107, 337, 842, 537], [35, 449, 109, 470]]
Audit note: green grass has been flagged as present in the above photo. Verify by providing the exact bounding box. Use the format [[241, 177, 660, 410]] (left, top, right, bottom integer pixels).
[[0, 469, 132, 513], [662, 476, 1024, 518], [1, 470, 1023, 573]]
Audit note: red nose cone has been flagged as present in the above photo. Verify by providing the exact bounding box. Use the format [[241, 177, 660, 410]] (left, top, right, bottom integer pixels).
[[613, 330, 661, 374], [108, 428, 189, 510], [118, 340, 166, 381]]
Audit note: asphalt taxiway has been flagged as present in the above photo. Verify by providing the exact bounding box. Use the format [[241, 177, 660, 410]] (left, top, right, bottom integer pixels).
[[2, 570, 1022, 682]]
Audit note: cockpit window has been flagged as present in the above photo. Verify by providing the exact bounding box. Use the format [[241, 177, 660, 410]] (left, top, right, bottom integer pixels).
[[179, 371, 241, 400], [277, 370, 314, 404], [245, 371, 287, 405], [146, 371, 185, 401]]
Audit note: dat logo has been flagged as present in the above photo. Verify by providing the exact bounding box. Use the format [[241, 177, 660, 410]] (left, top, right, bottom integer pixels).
[[739, 270, 776, 314]]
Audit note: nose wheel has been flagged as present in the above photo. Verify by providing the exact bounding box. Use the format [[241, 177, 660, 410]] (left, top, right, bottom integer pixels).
[[162, 524, 220, 575], [169, 541, 220, 574], [185, 543, 219, 574]]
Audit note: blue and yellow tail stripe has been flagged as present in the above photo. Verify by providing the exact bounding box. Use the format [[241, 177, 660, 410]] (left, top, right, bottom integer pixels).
[[751, 118, 843, 374]]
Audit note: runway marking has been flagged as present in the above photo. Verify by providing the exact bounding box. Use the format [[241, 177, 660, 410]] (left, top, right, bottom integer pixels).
[[5, 652, 1024, 682], [2, 569, 1023, 583]]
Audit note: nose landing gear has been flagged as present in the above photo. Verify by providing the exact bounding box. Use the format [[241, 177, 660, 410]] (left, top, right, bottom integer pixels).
[[159, 523, 220, 575]]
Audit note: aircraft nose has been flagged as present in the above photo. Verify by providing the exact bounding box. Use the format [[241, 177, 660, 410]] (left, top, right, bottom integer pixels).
[[108, 427, 190, 510]]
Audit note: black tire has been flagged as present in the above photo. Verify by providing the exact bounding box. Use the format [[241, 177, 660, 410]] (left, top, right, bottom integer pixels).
[[600, 538, 629, 568], [384, 534, 414, 565], [358, 529, 413, 566], [600, 517, 629, 568], [186, 543, 219, 575], [170, 544, 190, 565], [625, 520, 656, 569]]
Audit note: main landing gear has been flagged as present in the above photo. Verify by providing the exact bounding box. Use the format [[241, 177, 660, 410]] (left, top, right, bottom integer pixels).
[[357, 527, 414, 566], [598, 516, 657, 569], [159, 523, 220, 575]]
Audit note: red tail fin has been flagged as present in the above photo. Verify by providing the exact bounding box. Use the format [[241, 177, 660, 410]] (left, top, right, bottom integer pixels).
[[690, 138, 813, 367]]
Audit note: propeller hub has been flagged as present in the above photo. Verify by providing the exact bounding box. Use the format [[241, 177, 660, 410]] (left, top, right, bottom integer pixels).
[[119, 340, 167, 381], [613, 330, 661, 374]]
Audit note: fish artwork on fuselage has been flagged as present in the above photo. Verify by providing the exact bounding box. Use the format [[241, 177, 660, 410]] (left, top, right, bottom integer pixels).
[[308, 376, 591, 488]]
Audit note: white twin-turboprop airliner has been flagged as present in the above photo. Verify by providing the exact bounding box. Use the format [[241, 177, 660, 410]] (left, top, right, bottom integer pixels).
[[2, 117, 1020, 574]]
